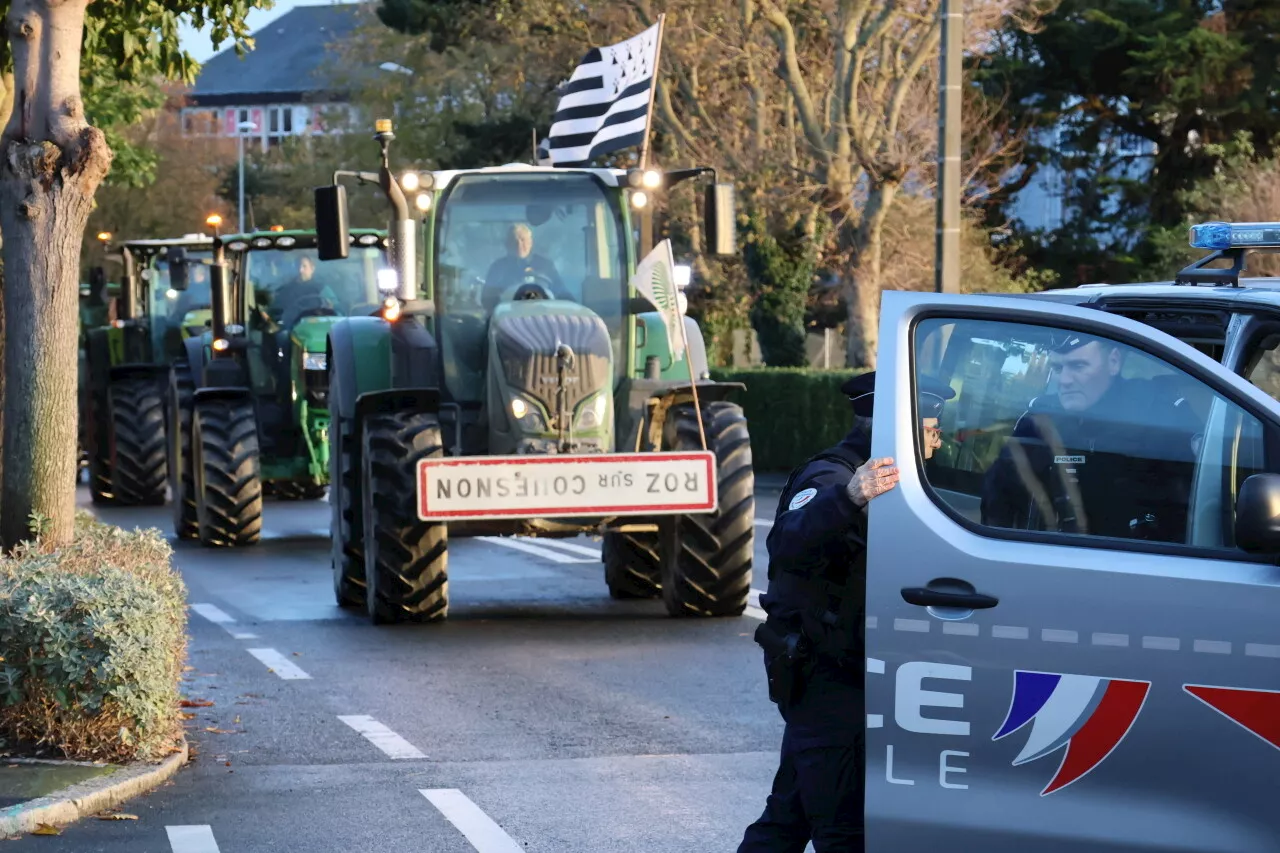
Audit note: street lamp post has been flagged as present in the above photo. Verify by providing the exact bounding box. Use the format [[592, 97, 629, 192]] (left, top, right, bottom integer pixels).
[[236, 120, 257, 233]]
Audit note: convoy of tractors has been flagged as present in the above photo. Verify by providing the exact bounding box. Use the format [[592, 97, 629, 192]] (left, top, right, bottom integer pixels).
[[80, 120, 756, 624]]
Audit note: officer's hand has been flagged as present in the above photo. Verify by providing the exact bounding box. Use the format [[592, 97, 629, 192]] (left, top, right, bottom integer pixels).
[[847, 457, 899, 508]]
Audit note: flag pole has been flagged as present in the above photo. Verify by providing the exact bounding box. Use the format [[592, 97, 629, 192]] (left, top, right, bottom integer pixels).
[[638, 14, 666, 171], [677, 289, 707, 451]]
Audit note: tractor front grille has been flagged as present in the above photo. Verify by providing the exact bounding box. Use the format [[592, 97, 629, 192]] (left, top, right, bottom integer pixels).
[[304, 369, 329, 408]]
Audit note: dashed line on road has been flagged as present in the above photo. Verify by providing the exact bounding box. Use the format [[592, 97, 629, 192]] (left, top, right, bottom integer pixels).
[[339, 715, 426, 759], [190, 604, 234, 624], [421, 789, 524, 853], [247, 648, 311, 680], [477, 536, 597, 564], [167, 825, 221, 853], [526, 538, 603, 559]]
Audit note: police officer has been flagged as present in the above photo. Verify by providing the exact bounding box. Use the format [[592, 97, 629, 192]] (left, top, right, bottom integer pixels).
[[737, 371, 954, 852], [980, 332, 1199, 541]]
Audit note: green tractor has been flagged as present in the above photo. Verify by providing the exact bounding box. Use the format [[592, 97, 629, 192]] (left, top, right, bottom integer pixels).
[[81, 235, 215, 504], [314, 121, 753, 624], [167, 228, 390, 546]]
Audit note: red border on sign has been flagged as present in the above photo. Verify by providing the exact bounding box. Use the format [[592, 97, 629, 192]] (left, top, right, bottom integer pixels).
[[417, 452, 717, 520]]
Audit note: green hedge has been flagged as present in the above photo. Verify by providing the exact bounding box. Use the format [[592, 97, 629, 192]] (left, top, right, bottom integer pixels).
[[0, 514, 187, 762], [712, 367, 866, 472]]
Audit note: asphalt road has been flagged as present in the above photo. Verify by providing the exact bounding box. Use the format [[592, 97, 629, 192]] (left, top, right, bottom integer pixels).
[[13, 483, 791, 852]]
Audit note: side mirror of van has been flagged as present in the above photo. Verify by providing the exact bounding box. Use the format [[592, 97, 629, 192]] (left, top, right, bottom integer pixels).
[[1234, 473, 1280, 553], [315, 184, 350, 261], [704, 182, 737, 257], [166, 246, 189, 291]]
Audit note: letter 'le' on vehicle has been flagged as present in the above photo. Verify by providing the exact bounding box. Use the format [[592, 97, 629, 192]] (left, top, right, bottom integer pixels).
[[861, 217, 1280, 849], [311, 119, 755, 625]]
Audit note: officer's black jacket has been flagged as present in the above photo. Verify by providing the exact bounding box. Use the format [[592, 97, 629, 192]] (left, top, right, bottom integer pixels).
[[760, 426, 870, 750], [980, 377, 1200, 541]]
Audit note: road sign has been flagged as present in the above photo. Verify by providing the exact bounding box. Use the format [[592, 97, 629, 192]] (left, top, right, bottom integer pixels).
[[417, 452, 718, 521]]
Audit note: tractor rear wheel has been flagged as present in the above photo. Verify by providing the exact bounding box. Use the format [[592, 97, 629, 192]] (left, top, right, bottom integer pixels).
[[660, 401, 754, 617], [193, 396, 263, 547], [329, 367, 364, 608], [109, 377, 168, 506], [169, 363, 198, 539], [603, 530, 661, 599], [361, 411, 448, 624]]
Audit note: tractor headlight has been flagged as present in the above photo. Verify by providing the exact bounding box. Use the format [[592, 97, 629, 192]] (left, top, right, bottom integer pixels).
[[303, 352, 327, 371], [509, 396, 546, 432], [575, 391, 609, 430]]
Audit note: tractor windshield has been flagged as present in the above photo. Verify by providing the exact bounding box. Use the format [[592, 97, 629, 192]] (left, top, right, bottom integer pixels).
[[434, 172, 629, 403], [150, 249, 213, 358], [244, 245, 388, 327]]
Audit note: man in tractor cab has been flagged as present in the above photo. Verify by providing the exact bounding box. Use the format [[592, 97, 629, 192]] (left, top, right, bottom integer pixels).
[[274, 253, 339, 329], [481, 222, 567, 312]]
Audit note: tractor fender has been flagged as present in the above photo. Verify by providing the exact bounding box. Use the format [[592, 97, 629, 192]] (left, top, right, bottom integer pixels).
[[327, 316, 394, 421], [353, 388, 441, 425], [389, 316, 440, 390], [107, 363, 169, 385], [193, 386, 255, 406], [634, 380, 747, 453], [182, 336, 206, 386], [84, 329, 113, 397]]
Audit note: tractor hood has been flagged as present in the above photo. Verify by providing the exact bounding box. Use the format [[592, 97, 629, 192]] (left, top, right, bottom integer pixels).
[[291, 315, 340, 353], [487, 300, 614, 454], [180, 308, 211, 339]]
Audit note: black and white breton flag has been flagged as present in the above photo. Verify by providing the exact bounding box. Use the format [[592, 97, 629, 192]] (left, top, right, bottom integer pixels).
[[547, 22, 660, 167]]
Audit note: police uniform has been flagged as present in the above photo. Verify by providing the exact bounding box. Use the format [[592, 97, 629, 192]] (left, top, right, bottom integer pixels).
[[737, 373, 954, 853]]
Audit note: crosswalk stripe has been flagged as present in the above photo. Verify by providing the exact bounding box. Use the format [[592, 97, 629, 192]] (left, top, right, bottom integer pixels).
[[525, 537, 603, 559], [753, 519, 773, 528], [421, 789, 524, 852], [167, 825, 220, 853], [477, 536, 596, 564], [190, 603, 234, 624], [339, 715, 426, 759], [247, 648, 311, 680]]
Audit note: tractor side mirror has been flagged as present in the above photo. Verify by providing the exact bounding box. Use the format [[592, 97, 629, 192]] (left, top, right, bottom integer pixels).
[[315, 184, 350, 261], [166, 246, 189, 291], [704, 182, 737, 257]]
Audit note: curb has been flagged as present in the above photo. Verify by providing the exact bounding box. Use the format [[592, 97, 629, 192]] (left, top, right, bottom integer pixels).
[[0, 738, 189, 839]]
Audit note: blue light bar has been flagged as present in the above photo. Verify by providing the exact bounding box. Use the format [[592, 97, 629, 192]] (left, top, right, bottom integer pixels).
[[1189, 221, 1280, 251]]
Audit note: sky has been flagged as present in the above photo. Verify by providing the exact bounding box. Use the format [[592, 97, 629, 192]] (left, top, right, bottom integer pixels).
[[176, 0, 306, 64]]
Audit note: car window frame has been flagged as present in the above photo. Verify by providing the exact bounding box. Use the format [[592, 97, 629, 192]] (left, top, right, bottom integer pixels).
[[907, 307, 1280, 565]]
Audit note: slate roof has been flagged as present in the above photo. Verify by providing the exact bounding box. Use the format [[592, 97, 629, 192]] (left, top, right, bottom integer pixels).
[[191, 3, 367, 105]]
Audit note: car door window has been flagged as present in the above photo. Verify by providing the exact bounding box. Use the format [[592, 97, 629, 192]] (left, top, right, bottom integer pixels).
[[1242, 330, 1280, 402], [914, 317, 1267, 551]]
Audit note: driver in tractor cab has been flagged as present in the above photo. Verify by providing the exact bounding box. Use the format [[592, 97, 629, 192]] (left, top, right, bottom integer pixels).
[[274, 254, 338, 328], [481, 222, 566, 312]]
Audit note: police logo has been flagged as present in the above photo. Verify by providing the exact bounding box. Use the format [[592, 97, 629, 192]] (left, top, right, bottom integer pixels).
[[1054, 455, 1085, 464], [789, 488, 818, 511]]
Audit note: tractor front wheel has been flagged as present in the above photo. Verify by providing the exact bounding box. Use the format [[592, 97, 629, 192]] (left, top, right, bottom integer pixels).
[[109, 377, 168, 506], [329, 364, 364, 609], [169, 363, 198, 539], [85, 391, 113, 505], [660, 401, 754, 617], [603, 529, 661, 599], [361, 411, 448, 624], [193, 396, 263, 547]]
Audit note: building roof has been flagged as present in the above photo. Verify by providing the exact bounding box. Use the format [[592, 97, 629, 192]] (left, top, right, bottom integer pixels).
[[191, 3, 367, 105]]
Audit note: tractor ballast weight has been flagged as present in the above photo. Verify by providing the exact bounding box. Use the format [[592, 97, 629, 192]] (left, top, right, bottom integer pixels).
[[168, 227, 392, 546], [79, 235, 215, 506], [316, 120, 755, 625]]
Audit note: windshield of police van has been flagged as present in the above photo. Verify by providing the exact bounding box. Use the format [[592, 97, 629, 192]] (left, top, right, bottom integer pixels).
[[434, 172, 629, 402], [244, 245, 387, 326]]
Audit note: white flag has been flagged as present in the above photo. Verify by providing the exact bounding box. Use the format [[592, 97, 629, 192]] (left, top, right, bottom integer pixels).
[[630, 239, 685, 362], [547, 22, 660, 167]]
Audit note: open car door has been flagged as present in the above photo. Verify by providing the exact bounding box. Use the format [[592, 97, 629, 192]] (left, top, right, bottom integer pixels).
[[864, 290, 1280, 852]]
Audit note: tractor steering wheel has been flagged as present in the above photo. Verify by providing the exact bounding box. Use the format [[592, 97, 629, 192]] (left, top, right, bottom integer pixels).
[[513, 281, 555, 301], [283, 293, 339, 327]]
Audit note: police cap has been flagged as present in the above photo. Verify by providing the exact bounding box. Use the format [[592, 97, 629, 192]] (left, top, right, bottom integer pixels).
[[1048, 331, 1108, 354], [840, 371, 955, 418]]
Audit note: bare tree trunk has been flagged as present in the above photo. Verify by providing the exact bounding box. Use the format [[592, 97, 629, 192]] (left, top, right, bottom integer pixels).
[[0, 71, 12, 523], [0, 0, 112, 547], [842, 180, 899, 369]]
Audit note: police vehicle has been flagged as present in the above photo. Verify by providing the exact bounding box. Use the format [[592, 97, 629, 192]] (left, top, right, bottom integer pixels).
[[862, 222, 1280, 851]]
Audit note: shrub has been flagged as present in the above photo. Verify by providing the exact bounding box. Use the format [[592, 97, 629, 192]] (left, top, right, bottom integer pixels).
[[0, 513, 187, 762], [712, 367, 865, 472]]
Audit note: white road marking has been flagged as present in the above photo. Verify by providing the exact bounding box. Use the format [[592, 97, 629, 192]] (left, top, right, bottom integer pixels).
[[339, 715, 427, 759], [754, 519, 774, 528], [942, 622, 979, 636], [992, 625, 1029, 640], [1042, 629, 1078, 643], [865, 616, 878, 630], [190, 604, 234, 624], [167, 825, 221, 853], [866, 714, 884, 729], [247, 648, 311, 680], [477, 536, 596, 564], [527, 538, 604, 559], [744, 588, 767, 620], [1246, 643, 1280, 658], [1194, 639, 1233, 655], [1143, 636, 1180, 651], [894, 618, 929, 633], [231, 632, 259, 640], [1092, 633, 1129, 648], [422, 789, 524, 853]]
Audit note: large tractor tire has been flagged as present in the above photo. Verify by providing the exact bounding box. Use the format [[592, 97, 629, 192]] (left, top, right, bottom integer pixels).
[[109, 377, 168, 506], [85, 392, 114, 505], [329, 367, 364, 609], [193, 396, 263, 547], [603, 529, 661, 599], [361, 411, 448, 624], [169, 364, 198, 539], [660, 401, 754, 617]]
